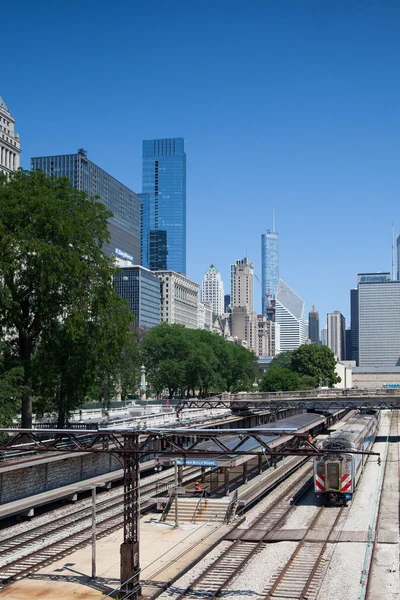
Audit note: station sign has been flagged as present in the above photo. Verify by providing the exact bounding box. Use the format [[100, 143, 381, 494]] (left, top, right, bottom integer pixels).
[[176, 458, 218, 467]]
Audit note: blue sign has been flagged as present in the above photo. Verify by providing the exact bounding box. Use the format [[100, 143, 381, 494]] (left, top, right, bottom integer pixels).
[[359, 274, 390, 283], [114, 248, 134, 262], [177, 459, 217, 467]]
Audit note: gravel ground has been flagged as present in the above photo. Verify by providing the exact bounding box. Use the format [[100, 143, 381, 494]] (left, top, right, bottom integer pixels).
[[243, 460, 312, 528], [221, 542, 298, 600], [341, 412, 391, 532], [317, 542, 367, 600], [280, 496, 319, 529], [157, 540, 232, 599], [368, 543, 400, 600]]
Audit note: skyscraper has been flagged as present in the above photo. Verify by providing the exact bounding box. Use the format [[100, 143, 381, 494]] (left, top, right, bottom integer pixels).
[[397, 233, 400, 281], [142, 138, 186, 274], [261, 227, 279, 314], [327, 311, 346, 360], [357, 272, 400, 366], [0, 96, 21, 175], [113, 266, 161, 329], [230, 258, 257, 351], [350, 288, 359, 365], [275, 280, 306, 351], [308, 305, 319, 345], [201, 265, 225, 316], [31, 149, 141, 262]]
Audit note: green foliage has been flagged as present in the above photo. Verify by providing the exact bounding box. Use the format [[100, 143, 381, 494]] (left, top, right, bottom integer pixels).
[[0, 343, 24, 427], [141, 324, 258, 398], [0, 170, 139, 427], [291, 344, 340, 387], [259, 367, 300, 392], [269, 351, 294, 370]]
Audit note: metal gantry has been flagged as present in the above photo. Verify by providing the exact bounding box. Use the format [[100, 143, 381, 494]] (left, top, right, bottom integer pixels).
[[0, 427, 380, 598]]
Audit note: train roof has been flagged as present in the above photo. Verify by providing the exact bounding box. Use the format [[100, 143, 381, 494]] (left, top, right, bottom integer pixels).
[[320, 413, 377, 451]]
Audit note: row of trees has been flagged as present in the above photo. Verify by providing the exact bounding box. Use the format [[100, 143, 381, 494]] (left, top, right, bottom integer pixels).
[[260, 345, 340, 392], [141, 324, 258, 399]]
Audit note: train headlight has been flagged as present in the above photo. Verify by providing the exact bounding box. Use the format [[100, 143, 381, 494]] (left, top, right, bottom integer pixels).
[[346, 455, 352, 460]]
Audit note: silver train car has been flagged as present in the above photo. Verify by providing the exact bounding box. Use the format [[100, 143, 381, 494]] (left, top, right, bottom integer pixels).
[[314, 412, 380, 505]]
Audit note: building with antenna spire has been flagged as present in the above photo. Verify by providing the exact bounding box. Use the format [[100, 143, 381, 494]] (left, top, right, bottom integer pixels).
[[261, 212, 279, 314]]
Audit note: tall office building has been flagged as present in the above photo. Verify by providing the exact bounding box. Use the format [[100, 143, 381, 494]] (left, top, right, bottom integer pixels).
[[357, 272, 400, 366], [201, 265, 225, 316], [350, 288, 359, 365], [224, 294, 231, 313], [397, 234, 400, 281], [230, 257, 254, 311], [275, 279, 306, 351], [142, 138, 186, 274], [320, 327, 328, 346], [230, 258, 257, 351], [0, 96, 21, 175], [327, 311, 346, 360], [31, 149, 141, 262], [261, 228, 279, 314], [113, 266, 161, 329], [308, 305, 319, 345], [155, 271, 199, 329]]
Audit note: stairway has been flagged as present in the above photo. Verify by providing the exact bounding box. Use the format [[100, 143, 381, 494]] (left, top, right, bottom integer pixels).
[[164, 497, 231, 523]]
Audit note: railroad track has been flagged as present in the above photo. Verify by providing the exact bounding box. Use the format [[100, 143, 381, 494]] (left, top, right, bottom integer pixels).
[[365, 411, 399, 599], [172, 462, 314, 599], [0, 465, 201, 586], [263, 505, 344, 600]]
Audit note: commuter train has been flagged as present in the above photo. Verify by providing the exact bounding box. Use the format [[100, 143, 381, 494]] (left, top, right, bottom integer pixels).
[[314, 412, 380, 505]]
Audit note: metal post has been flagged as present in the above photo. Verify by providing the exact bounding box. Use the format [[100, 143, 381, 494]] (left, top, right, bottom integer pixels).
[[243, 462, 248, 484], [200, 466, 206, 482], [120, 435, 141, 599], [91, 487, 96, 579], [224, 468, 230, 496], [178, 465, 183, 484], [174, 460, 179, 529], [258, 454, 263, 474]]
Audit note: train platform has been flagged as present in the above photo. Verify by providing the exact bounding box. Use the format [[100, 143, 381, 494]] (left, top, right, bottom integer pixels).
[[0, 460, 156, 520], [0, 514, 242, 599]]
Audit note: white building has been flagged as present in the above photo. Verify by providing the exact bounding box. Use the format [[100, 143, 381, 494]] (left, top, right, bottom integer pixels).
[[201, 265, 225, 316], [327, 311, 346, 360], [155, 271, 199, 329], [0, 97, 21, 175], [257, 315, 281, 357], [275, 279, 306, 351], [198, 302, 213, 330]]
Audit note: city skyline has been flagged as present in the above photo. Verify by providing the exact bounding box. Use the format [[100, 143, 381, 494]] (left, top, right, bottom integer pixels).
[[4, 3, 400, 322]]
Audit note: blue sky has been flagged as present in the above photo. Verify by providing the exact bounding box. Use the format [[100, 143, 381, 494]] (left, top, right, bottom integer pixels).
[[4, 1, 400, 325]]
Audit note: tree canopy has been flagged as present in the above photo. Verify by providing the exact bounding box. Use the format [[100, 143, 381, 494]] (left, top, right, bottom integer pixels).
[[141, 324, 258, 398], [0, 170, 139, 427]]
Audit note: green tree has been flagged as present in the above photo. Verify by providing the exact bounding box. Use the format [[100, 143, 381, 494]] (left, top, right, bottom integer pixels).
[[260, 367, 299, 392], [291, 344, 340, 387], [269, 350, 294, 371], [0, 342, 24, 427], [0, 170, 115, 427]]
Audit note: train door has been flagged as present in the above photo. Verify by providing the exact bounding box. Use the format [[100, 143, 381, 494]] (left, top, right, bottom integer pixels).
[[326, 461, 340, 490]]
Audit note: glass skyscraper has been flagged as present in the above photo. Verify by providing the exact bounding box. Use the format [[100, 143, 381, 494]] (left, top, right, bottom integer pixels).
[[261, 230, 279, 314], [142, 138, 186, 274], [113, 266, 161, 329], [31, 149, 141, 262]]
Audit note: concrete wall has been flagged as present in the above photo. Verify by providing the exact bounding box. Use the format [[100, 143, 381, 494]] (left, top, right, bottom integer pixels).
[[352, 369, 400, 389], [0, 452, 120, 504]]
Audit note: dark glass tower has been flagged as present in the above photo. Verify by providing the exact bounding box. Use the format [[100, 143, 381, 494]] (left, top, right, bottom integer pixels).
[[142, 138, 186, 274], [350, 288, 359, 365], [308, 305, 319, 345], [31, 149, 141, 262]]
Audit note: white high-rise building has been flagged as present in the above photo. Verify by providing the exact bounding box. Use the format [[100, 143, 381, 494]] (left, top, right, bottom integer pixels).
[[275, 279, 306, 351], [327, 311, 346, 360], [155, 271, 199, 329], [0, 97, 21, 175], [201, 265, 225, 316]]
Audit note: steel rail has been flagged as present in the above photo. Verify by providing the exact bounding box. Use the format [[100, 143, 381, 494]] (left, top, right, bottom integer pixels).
[[173, 462, 313, 600]]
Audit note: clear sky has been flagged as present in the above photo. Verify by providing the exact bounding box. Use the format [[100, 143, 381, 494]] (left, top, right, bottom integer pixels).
[[4, 1, 400, 326]]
